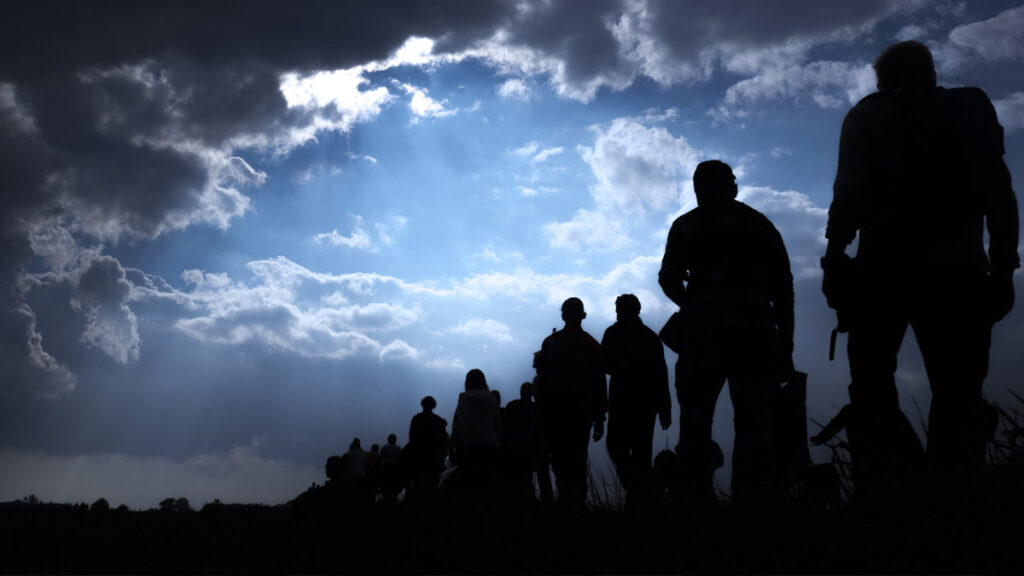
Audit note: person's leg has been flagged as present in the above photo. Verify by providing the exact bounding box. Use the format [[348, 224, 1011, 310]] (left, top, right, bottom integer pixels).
[[727, 327, 778, 506], [911, 270, 990, 493], [627, 411, 656, 505], [606, 412, 632, 491], [846, 284, 911, 498], [677, 339, 727, 506]]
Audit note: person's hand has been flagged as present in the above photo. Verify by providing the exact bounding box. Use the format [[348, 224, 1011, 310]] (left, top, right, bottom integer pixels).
[[821, 253, 854, 311], [988, 271, 1015, 324], [592, 420, 605, 442], [659, 411, 671, 431]]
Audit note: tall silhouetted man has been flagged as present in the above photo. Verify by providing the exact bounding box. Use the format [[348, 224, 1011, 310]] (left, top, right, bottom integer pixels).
[[601, 294, 671, 507], [659, 160, 795, 507], [824, 41, 1019, 495], [534, 297, 607, 509]]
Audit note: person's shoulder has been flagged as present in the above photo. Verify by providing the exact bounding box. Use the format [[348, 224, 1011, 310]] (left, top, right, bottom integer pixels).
[[849, 90, 893, 112], [602, 322, 621, 340], [844, 90, 901, 124], [736, 201, 780, 232], [542, 329, 562, 345], [672, 206, 703, 227], [733, 200, 768, 222], [943, 85, 991, 103], [639, 321, 660, 340], [942, 86, 998, 117]]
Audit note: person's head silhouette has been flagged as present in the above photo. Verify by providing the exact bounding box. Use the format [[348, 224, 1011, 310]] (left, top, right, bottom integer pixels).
[[465, 368, 489, 391], [387, 433, 398, 445], [421, 395, 437, 413], [561, 297, 586, 327], [874, 40, 936, 92], [693, 160, 737, 209], [615, 293, 641, 322], [519, 381, 533, 401]]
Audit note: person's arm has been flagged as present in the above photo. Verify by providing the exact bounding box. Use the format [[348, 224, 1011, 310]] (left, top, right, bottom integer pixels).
[[600, 327, 616, 377], [659, 220, 687, 308], [654, 331, 672, 430], [768, 223, 795, 376], [979, 95, 1021, 322], [826, 105, 873, 258], [590, 337, 608, 441]]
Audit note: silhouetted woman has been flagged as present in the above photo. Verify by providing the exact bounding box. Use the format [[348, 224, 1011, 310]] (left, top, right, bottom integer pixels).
[[451, 369, 502, 493]]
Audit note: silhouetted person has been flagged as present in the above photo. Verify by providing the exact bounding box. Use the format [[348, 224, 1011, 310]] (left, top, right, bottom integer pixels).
[[366, 443, 381, 502], [503, 381, 551, 500], [601, 294, 671, 508], [659, 160, 795, 508], [408, 396, 449, 502], [341, 438, 368, 478], [823, 41, 1019, 496], [451, 369, 502, 494], [335, 438, 369, 502], [325, 454, 344, 488], [534, 297, 607, 509], [379, 434, 404, 503]]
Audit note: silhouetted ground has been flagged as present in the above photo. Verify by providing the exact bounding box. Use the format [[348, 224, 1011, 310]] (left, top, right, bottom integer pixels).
[[4, 400, 1022, 574], [1, 489, 1022, 574]]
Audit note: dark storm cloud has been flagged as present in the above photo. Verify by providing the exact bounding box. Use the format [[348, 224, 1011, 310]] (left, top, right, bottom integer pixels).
[[624, 0, 913, 80], [0, 0, 514, 82], [0, 233, 76, 398], [499, 0, 635, 86]]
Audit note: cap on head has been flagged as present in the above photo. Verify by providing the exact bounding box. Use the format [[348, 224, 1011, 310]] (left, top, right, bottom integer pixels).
[[421, 395, 437, 410], [874, 41, 936, 92], [615, 293, 641, 318], [561, 297, 586, 321], [693, 160, 737, 206]]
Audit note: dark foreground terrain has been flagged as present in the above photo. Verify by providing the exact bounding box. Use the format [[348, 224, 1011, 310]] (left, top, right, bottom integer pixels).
[[1, 490, 1022, 574]]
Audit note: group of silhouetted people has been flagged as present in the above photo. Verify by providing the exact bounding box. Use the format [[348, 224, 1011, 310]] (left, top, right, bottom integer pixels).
[[298, 40, 1018, 513]]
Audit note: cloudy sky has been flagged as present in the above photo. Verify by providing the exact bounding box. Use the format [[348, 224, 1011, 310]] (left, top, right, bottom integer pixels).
[[2, 0, 1023, 508]]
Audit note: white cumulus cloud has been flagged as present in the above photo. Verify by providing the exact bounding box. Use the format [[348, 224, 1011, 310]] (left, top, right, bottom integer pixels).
[[497, 78, 532, 101]]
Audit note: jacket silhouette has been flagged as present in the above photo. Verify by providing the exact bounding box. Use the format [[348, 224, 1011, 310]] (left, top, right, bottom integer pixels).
[[534, 297, 607, 509], [824, 41, 1019, 495], [659, 160, 795, 507], [601, 294, 671, 506]]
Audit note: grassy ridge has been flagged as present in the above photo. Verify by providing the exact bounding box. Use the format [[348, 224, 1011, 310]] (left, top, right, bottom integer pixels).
[[2, 400, 1022, 574]]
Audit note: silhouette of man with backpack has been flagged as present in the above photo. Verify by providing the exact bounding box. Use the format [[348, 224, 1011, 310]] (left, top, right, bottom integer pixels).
[[823, 41, 1019, 496]]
